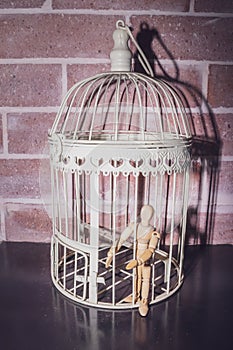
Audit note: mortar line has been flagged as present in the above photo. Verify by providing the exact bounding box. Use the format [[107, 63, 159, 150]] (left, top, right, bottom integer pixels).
[[0, 105, 232, 114], [62, 63, 68, 98], [201, 62, 209, 110], [0, 8, 232, 17], [0, 153, 50, 159], [1, 198, 46, 204], [0, 58, 232, 65], [0, 202, 6, 241], [2, 112, 8, 155], [0, 58, 110, 64]]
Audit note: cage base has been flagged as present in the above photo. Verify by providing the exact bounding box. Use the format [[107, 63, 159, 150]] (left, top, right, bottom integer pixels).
[[51, 234, 184, 310]]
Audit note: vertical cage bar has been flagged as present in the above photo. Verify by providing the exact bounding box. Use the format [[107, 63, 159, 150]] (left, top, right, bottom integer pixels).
[[153, 172, 158, 227], [55, 237, 59, 282], [144, 174, 150, 205], [109, 173, 112, 233], [63, 245, 67, 290], [55, 169, 62, 233], [125, 174, 129, 227], [89, 172, 100, 303], [114, 76, 121, 141], [177, 173, 185, 260], [73, 251, 77, 296], [157, 173, 164, 233], [83, 253, 88, 300], [178, 169, 190, 284], [75, 172, 81, 242], [112, 171, 117, 305], [81, 173, 86, 230], [132, 172, 139, 305], [166, 172, 177, 293], [63, 172, 69, 237], [152, 173, 157, 300], [72, 173, 75, 240]]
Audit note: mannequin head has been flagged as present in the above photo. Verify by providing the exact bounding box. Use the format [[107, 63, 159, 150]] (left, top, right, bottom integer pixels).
[[140, 205, 154, 226]]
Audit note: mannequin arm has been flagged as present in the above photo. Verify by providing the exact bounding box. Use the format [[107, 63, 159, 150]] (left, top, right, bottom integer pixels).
[[125, 231, 160, 270], [105, 239, 122, 268], [105, 224, 134, 268], [125, 249, 153, 270]]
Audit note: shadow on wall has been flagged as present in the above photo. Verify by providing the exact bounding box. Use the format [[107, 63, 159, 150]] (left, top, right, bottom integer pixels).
[[133, 22, 222, 246]]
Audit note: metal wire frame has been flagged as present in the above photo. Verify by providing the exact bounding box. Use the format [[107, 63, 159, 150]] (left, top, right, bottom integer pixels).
[[49, 72, 192, 144], [51, 232, 185, 309], [49, 54, 192, 310], [50, 158, 190, 308]]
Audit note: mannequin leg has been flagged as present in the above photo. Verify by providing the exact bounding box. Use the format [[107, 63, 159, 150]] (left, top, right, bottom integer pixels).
[[139, 265, 151, 317], [123, 265, 141, 303], [136, 265, 142, 300]]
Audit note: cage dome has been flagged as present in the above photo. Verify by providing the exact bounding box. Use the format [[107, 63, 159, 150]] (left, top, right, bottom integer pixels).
[[49, 20, 192, 314], [49, 71, 191, 174]]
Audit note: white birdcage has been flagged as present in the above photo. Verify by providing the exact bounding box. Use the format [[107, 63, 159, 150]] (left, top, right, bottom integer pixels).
[[48, 20, 192, 316]]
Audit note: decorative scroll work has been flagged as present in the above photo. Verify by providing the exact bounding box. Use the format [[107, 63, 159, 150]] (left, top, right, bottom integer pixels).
[[49, 135, 191, 176]]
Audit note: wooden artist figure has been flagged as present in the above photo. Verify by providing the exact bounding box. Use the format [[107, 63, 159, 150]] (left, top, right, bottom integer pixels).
[[106, 205, 160, 317]]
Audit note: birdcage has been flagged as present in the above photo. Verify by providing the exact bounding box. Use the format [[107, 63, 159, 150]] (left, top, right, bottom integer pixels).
[[48, 20, 192, 316]]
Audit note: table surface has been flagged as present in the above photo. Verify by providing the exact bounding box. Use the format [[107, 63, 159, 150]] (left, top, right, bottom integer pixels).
[[0, 242, 232, 350]]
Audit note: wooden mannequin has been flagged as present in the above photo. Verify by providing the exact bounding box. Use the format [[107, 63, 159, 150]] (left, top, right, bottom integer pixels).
[[106, 205, 160, 316]]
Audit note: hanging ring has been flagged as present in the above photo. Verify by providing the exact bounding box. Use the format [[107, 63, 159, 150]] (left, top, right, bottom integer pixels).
[[116, 19, 126, 29]]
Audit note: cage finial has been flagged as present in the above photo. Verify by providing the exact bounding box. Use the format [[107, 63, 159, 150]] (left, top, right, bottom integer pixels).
[[110, 20, 132, 72]]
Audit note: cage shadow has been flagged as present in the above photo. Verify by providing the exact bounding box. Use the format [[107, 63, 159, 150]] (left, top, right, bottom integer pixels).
[[133, 21, 222, 246]]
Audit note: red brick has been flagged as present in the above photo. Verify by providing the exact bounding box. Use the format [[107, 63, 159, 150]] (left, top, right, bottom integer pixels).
[[154, 62, 202, 85], [131, 16, 233, 61], [0, 0, 45, 8], [8, 113, 55, 154], [215, 114, 233, 156], [53, 0, 189, 11], [67, 64, 110, 90], [0, 15, 121, 59], [190, 113, 221, 144], [154, 63, 204, 108], [194, 0, 233, 13], [208, 65, 233, 108], [5, 203, 52, 242], [186, 211, 233, 245], [212, 213, 233, 244], [0, 65, 62, 107], [0, 159, 41, 198], [218, 161, 233, 201], [0, 115, 3, 153], [189, 156, 220, 216]]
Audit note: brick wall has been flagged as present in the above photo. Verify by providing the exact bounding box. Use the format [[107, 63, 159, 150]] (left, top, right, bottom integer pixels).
[[0, 0, 232, 244]]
